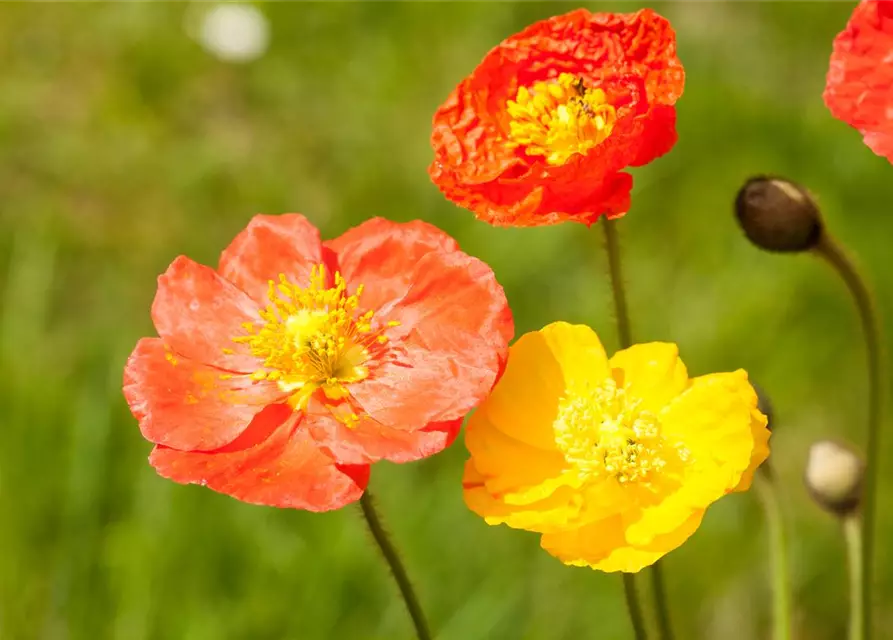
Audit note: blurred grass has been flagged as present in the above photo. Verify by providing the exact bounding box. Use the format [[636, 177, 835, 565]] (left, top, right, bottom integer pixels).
[[1, 2, 892, 639]]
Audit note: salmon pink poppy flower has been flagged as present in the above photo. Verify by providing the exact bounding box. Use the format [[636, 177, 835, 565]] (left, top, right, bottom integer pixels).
[[825, 0, 893, 163], [429, 9, 684, 227], [124, 215, 513, 511]]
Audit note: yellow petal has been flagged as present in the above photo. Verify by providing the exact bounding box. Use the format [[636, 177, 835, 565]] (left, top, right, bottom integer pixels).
[[465, 411, 566, 497], [463, 459, 584, 534], [732, 406, 771, 492], [660, 370, 765, 498], [591, 510, 705, 573], [478, 322, 608, 451], [608, 342, 689, 412]]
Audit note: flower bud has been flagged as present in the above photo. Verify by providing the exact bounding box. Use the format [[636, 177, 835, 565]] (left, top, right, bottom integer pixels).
[[805, 440, 864, 516], [734, 176, 823, 252]]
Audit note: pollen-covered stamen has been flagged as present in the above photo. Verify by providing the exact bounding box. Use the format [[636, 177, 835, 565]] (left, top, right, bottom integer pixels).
[[232, 264, 398, 408], [505, 73, 617, 166], [554, 378, 666, 485]]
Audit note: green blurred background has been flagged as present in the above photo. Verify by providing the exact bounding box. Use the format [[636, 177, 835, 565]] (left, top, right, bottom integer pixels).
[[2, 2, 891, 639]]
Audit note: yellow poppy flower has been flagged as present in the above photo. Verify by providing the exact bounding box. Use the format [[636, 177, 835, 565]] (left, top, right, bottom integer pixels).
[[463, 322, 770, 573]]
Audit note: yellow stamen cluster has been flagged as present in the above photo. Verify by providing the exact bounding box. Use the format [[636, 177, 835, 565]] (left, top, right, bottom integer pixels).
[[506, 73, 617, 166], [554, 378, 666, 485], [233, 265, 396, 407]]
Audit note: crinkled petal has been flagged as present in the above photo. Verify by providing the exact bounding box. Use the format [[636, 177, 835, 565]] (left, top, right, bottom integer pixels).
[[307, 410, 461, 465], [149, 406, 369, 512], [124, 338, 284, 451], [151, 257, 262, 372], [344, 249, 512, 441], [824, 0, 893, 163], [324, 217, 459, 313], [218, 213, 325, 304]]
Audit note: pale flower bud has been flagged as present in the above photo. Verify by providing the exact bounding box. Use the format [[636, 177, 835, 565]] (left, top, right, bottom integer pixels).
[[805, 440, 864, 516]]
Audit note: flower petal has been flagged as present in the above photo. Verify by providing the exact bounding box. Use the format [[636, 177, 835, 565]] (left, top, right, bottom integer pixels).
[[824, 0, 893, 163], [608, 342, 688, 412], [660, 370, 768, 496], [151, 256, 261, 372], [345, 249, 512, 439], [124, 338, 284, 451], [149, 407, 369, 512], [306, 411, 461, 465], [325, 217, 459, 313], [218, 213, 325, 304]]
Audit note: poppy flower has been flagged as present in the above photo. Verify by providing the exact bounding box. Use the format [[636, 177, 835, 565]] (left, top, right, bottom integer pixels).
[[124, 214, 513, 511], [429, 9, 684, 227], [462, 322, 769, 572], [824, 0, 893, 163]]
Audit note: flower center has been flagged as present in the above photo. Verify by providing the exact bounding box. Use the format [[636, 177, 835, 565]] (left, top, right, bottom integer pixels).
[[506, 73, 617, 166], [232, 264, 395, 408], [554, 377, 666, 485]]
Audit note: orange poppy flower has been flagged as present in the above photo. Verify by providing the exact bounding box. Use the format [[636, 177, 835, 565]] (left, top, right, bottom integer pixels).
[[429, 9, 684, 227], [825, 0, 893, 163], [124, 215, 513, 511]]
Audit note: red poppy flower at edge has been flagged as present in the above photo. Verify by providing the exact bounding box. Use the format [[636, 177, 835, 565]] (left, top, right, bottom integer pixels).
[[123, 215, 513, 511], [429, 9, 684, 227], [825, 0, 893, 163]]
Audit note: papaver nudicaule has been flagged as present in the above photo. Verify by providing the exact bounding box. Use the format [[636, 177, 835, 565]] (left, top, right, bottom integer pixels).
[[124, 214, 513, 511], [463, 322, 769, 572]]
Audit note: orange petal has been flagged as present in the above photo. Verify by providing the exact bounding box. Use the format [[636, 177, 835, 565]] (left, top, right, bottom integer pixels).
[[218, 213, 325, 304], [150, 409, 369, 512], [151, 256, 261, 372], [124, 338, 285, 451]]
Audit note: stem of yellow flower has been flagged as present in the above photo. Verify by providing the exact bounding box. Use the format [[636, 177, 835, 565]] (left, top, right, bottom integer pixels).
[[359, 491, 432, 640], [844, 515, 865, 640], [603, 219, 660, 640], [624, 573, 650, 640], [814, 233, 882, 640], [754, 471, 792, 640]]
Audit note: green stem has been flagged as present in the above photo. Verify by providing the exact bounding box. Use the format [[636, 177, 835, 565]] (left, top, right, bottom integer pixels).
[[754, 472, 792, 640], [624, 573, 649, 640], [603, 219, 633, 348], [603, 219, 660, 640], [649, 562, 674, 640], [359, 491, 431, 640], [844, 515, 865, 640], [814, 233, 882, 640]]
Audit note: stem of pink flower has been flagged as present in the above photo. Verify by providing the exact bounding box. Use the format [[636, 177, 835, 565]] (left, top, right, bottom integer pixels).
[[603, 219, 658, 640], [814, 233, 882, 640], [359, 491, 432, 640]]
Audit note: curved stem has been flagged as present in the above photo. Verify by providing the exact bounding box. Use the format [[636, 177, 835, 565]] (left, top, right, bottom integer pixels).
[[603, 220, 659, 640], [754, 472, 792, 640], [844, 515, 865, 640], [359, 491, 431, 640], [624, 573, 649, 640], [814, 233, 882, 640]]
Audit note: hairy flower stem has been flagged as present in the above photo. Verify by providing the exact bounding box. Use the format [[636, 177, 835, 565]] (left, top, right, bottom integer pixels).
[[603, 219, 662, 640], [814, 233, 883, 640], [359, 491, 431, 640], [755, 471, 792, 640], [844, 515, 865, 640]]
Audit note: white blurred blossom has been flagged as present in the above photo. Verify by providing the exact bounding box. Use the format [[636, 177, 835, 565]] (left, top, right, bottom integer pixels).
[[192, 4, 270, 63]]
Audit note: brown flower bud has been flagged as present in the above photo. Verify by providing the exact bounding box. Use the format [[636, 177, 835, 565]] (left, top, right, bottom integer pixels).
[[734, 176, 823, 252], [805, 440, 864, 516]]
